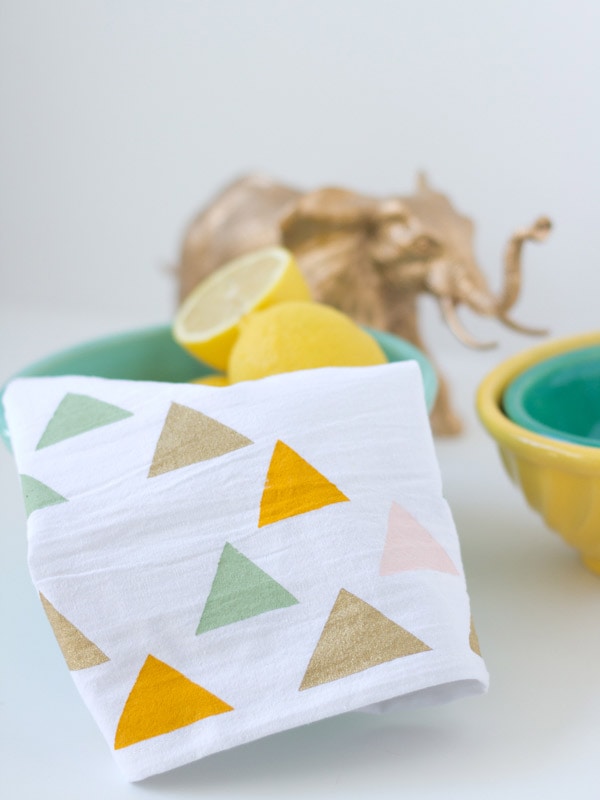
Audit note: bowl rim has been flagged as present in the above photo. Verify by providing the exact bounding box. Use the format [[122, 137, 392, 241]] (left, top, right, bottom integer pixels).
[[476, 330, 600, 475], [0, 323, 438, 450], [503, 342, 600, 447]]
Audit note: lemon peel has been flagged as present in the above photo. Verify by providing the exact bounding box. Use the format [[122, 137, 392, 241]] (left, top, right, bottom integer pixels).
[[227, 301, 387, 383]]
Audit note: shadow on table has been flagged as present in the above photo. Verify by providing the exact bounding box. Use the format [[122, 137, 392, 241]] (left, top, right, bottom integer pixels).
[[142, 714, 457, 794]]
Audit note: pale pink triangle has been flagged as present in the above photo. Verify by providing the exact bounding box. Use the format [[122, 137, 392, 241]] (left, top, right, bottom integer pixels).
[[379, 502, 459, 576]]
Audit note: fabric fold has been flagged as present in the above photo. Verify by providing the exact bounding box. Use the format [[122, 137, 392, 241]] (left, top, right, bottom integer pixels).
[[3, 362, 488, 781]]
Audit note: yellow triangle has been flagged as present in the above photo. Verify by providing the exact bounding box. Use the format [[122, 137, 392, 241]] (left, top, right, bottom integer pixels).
[[148, 402, 253, 477], [299, 589, 431, 690], [114, 655, 233, 749], [259, 440, 349, 527], [40, 593, 109, 671]]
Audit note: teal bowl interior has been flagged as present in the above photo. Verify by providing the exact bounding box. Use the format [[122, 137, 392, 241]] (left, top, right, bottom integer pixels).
[[0, 324, 438, 449], [503, 344, 600, 448]]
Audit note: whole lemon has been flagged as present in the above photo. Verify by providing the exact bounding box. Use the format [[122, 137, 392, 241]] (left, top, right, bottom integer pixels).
[[190, 374, 229, 387], [227, 301, 387, 382]]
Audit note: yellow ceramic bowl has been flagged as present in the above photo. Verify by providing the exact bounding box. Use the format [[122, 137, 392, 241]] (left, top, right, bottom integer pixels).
[[477, 331, 600, 575]]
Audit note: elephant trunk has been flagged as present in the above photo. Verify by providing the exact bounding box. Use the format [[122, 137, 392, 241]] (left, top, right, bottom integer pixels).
[[495, 216, 552, 316], [434, 216, 552, 348]]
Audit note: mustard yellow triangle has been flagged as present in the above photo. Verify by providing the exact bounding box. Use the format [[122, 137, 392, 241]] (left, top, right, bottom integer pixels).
[[259, 440, 349, 527], [39, 593, 109, 671], [114, 655, 233, 750], [299, 589, 431, 690]]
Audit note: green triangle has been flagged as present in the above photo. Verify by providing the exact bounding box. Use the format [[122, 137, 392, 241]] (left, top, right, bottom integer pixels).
[[196, 543, 299, 634], [20, 474, 68, 517], [36, 393, 133, 449]]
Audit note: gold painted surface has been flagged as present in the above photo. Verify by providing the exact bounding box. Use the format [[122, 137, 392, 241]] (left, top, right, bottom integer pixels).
[[299, 589, 430, 690], [40, 593, 109, 671], [149, 402, 252, 477], [177, 173, 551, 435], [469, 618, 482, 656]]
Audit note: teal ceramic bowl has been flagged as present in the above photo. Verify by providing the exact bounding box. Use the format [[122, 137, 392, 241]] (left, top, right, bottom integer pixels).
[[0, 324, 438, 449], [503, 343, 600, 448]]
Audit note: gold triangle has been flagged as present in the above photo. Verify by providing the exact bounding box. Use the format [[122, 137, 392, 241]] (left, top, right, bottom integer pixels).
[[148, 402, 253, 477], [259, 440, 349, 527], [299, 589, 431, 690], [469, 617, 482, 656], [39, 593, 109, 671], [114, 655, 233, 749]]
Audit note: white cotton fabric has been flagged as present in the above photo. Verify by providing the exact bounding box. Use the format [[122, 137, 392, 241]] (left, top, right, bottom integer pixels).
[[3, 362, 488, 781]]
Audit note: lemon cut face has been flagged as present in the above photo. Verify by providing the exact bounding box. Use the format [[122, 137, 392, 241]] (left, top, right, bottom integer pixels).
[[173, 247, 311, 370]]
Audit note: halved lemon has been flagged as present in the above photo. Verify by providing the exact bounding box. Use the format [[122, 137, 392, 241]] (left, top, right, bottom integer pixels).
[[173, 247, 311, 370]]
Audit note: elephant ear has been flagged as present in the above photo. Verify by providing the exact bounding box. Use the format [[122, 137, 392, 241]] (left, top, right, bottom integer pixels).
[[279, 189, 385, 325], [402, 173, 476, 272], [279, 188, 373, 250], [178, 174, 302, 301]]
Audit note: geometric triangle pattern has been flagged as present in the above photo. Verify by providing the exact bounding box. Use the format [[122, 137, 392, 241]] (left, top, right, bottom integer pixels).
[[379, 502, 459, 576], [114, 655, 233, 750], [36, 393, 133, 450], [20, 474, 68, 517], [258, 440, 349, 528], [39, 593, 109, 671], [196, 542, 299, 634], [299, 588, 431, 690], [0, 365, 489, 778], [148, 402, 253, 478], [469, 617, 482, 656]]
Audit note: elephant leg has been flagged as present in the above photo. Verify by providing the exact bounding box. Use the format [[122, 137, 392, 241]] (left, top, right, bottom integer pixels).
[[382, 295, 463, 436], [429, 372, 463, 436], [408, 340, 463, 436]]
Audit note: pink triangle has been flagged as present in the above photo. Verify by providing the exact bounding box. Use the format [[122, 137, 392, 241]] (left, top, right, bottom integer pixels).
[[379, 502, 459, 576]]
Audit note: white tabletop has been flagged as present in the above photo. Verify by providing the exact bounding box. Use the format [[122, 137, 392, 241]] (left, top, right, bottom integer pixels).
[[2, 301, 600, 799]]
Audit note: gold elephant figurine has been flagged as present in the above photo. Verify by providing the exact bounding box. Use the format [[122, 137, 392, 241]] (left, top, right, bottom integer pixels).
[[176, 173, 551, 435]]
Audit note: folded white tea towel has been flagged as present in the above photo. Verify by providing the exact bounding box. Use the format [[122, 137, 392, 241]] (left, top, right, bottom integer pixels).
[[3, 362, 488, 781]]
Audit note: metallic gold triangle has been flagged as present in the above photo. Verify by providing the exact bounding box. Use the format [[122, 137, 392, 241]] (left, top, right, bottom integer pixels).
[[300, 589, 430, 690], [40, 593, 109, 671], [149, 402, 253, 477]]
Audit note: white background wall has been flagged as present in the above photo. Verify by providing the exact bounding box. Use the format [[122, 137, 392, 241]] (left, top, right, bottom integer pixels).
[[1, 0, 599, 357], [2, 6, 600, 796]]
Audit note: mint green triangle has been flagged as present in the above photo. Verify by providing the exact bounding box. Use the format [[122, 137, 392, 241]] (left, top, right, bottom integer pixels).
[[20, 474, 68, 517], [196, 543, 299, 634], [36, 393, 133, 449]]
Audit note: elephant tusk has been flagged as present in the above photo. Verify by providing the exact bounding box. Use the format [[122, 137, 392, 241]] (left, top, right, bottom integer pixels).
[[499, 314, 549, 337], [440, 297, 497, 350]]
